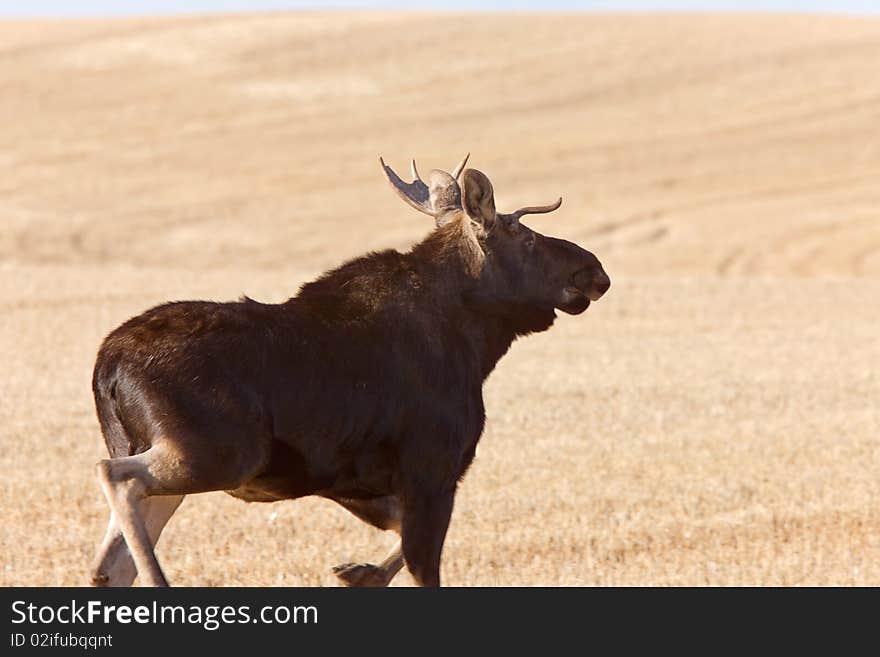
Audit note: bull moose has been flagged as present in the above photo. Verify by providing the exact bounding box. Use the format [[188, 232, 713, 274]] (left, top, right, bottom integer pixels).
[[89, 154, 610, 587]]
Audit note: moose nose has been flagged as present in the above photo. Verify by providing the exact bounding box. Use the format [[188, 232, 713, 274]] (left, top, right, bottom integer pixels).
[[573, 268, 610, 301]]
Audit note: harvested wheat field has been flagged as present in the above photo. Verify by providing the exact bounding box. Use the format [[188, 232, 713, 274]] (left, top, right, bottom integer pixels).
[[1, 11, 879, 586]]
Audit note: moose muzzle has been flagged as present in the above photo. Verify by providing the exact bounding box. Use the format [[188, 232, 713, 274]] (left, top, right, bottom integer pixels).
[[572, 267, 611, 302]]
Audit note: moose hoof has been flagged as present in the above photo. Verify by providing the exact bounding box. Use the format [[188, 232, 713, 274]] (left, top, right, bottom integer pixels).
[[332, 562, 389, 587], [90, 572, 109, 587]]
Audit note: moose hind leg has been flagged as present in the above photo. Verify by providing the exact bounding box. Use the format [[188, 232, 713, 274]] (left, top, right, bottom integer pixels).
[[90, 513, 134, 587], [90, 495, 184, 587], [331, 496, 405, 587], [96, 452, 177, 586], [96, 426, 269, 587]]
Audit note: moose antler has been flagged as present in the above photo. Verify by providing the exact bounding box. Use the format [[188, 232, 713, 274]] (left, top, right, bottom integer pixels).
[[379, 153, 470, 217], [497, 197, 562, 225], [451, 153, 469, 180]]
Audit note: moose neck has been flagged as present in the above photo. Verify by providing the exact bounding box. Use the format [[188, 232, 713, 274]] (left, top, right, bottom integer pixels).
[[460, 296, 557, 381], [411, 219, 557, 382]]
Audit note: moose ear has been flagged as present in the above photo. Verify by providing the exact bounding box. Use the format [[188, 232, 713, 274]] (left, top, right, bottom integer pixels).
[[461, 169, 496, 229]]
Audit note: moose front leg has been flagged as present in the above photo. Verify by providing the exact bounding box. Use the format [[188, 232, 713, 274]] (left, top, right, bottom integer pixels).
[[401, 489, 456, 587], [332, 542, 404, 588], [332, 487, 456, 587], [331, 496, 404, 587]]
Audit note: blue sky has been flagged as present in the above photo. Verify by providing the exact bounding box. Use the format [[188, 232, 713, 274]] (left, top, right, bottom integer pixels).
[[1, 1, 878, 18]]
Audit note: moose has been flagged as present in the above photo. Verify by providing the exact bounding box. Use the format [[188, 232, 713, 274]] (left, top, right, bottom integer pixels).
[[89, 154, 610, 587]]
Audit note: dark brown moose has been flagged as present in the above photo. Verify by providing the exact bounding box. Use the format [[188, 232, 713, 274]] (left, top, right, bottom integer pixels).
[[89, 155, 610, 587]]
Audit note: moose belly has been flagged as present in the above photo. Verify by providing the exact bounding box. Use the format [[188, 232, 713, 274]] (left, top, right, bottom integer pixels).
[[226, 436, 397, 503]]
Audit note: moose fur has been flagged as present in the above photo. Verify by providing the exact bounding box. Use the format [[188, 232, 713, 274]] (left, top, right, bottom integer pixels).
[[89, 157, 610, 587]]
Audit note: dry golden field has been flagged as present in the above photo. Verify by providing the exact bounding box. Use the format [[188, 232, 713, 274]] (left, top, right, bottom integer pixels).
[[1, 11, 879, 586]]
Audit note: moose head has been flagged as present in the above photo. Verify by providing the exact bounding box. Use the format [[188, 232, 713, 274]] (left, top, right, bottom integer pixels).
[[380, 154, 610, 326]]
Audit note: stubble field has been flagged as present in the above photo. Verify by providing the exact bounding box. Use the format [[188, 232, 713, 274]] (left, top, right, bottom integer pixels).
[[1, 11, 878, 585]]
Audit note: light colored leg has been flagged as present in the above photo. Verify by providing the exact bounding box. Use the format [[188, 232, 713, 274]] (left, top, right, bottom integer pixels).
[[90, 512, 135, 587], [333, 541, 404, 587], [90, 495, 184, 587], [378, 541, 405, 580], [96, 451, 171, 587], [331, 496, 405, 587]]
